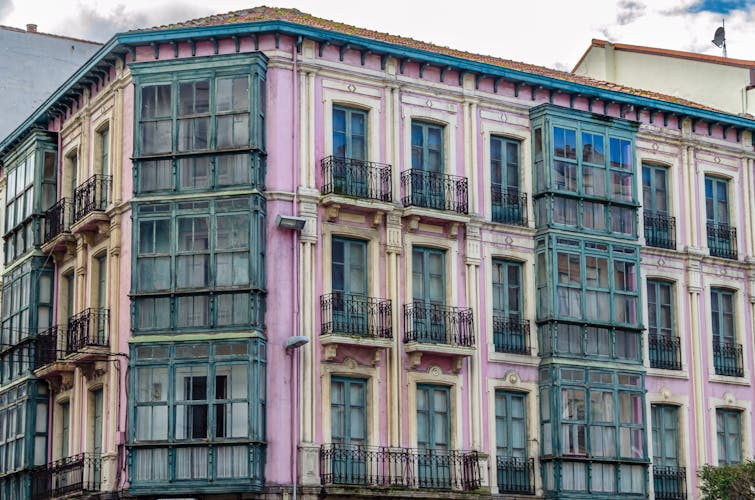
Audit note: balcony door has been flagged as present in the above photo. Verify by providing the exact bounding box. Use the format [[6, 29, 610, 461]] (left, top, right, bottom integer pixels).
[[705, 176, 731, 255], [412, 247, 445, 343], [416, 385, 451, 488], [495, 391, 529, 493], [652, 404, 682, 498], [332, 238, 367, 335], [711, 288, 736, 375], [91, 389, 104, 487], [331, 377, 367, 484], [491, 137, 521, 223], [332, 106, 367, 196], [492, 260, 524, 353], [411, 121, 444, 209], [96, 255, 107, 344], [643, 164, 672, 246]]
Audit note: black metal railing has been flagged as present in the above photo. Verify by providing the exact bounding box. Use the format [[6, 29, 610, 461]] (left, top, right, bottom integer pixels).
[[73, 174, 111, 223], [320, 444, 480, 491], [43, 198, 72, 242], [35, 326, 63, 368], [493, 317, 530, 355], [66, 308, 109, 355], [653, 465, 687, 500], [403, 302, 474, 347], [707, 222, 737, 260], [713, 342, 744, 377], [645, 211, 676, 250], [320, 156, 392, 202], [401, 169, 468, 214], [649, 334, 682, 371], [492, 186, 527, 226], [497, 457, 535, 495], [320, 293, 392, 339], [30, 453, 102, 500]]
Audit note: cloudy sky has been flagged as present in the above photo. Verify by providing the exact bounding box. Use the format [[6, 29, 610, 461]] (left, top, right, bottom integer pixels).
[[1, 0, 754, 70]]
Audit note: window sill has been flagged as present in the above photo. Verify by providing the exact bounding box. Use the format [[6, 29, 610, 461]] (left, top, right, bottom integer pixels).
[[709, 372, 751, 386], [646, 367, 689, 380], [487, 347, 539, 366]]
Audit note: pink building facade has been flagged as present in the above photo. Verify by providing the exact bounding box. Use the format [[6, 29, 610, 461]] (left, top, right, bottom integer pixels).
[[0, 7, 752, 500]]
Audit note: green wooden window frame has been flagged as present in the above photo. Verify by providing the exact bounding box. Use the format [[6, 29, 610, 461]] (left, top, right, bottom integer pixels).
[[492, 259, 522, 320], [60, 401, 70, 458], [651, 404, 679, 467], [536, 195, 636, 238], [416, 384, 450, 451], [539, 367, 647, 495], [332, 237, 367, 296], [333, 106, 367, 160], [330, 377, 367, 445], [2, 132, 57, 266], [129, 339, 266, 488], [98, 126, 110, 178], [131, 196, 265, 334], [538, 323, 642, 363], [412, 247, 446, 306], [411, 121, 444, 173], [0, 258, 54, 384], [0, 381, 49, 476], [536, 236, 641, 328], [647, 280, 673, 338], [710, 288, 735, 345], [491, 136, 520, 192], [705, 176, 730, 226], [495, 390, 527, 459], [642, 164, 669, 214], [716, 409, 742, 465], [132, 54, 267, 195]]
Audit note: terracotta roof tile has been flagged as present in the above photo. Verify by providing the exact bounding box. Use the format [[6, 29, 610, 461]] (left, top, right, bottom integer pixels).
[[133, 6, 739, 117]]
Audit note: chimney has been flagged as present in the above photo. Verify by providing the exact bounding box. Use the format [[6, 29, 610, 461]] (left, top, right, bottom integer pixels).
[[26, 24, 37, 33]]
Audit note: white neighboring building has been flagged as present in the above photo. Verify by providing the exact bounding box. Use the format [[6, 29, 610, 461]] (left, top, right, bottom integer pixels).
[[0, 24, 101, 140], [573, 39, 755, 117]]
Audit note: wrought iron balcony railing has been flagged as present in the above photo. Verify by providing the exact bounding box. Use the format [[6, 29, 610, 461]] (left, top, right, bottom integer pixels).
[[707, 222, 737, 260], [320, 444, 480, 491], [320, 293, 392, 339], [404, 302, 474, 347], [713, 342, 744, 377], [73, 174, 111, 223], [35, 326, 64, 368], [30, 453, 102, 500], [649, 334, 682, 371], [492, 186, 528, 226], [493, 316, 530, 355], [43, 198, 72, 242], [653, 465, 687, 500], [401, 169, 468, 214], [644, 211, 676, 250], [320, 156, 392, 202], [66, 308, 109, 355], [497, 457, 535, 495]]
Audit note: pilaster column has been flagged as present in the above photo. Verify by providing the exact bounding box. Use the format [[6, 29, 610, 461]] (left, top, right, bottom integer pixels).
[[465, 223, 482, 450], [386, 212, 403, 446], [298, 193, 318, 444], [686, 257, 707, 466]]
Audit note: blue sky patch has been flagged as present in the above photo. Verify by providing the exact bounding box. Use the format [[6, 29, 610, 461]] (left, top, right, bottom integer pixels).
[[687, 0, 755, 14]]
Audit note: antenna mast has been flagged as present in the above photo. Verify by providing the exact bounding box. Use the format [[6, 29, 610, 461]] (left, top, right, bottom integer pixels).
[[722, 18, 727, 58]]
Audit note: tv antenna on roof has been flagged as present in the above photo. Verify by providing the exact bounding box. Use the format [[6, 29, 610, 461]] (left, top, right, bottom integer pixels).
[[712, 18, 727, 58]]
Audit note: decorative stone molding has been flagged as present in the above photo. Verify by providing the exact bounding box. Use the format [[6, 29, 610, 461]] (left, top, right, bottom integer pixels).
[[325, 204, 340, 222], [408, 351, 423, 369], [406, 215, 420, 232], [323, 344, 338, 361], [370, 210, 384, 228]]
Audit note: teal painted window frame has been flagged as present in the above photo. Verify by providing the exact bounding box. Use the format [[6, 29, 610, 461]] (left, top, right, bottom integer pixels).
[[495, 390, 527, 459], [492, 259, 523, 320], [531, 106, 639, 240], [715, 409, 742, 465], [0, 258, 54, 384], [332, 105, 368, 160], [538, 322, 642, 363], [0, 381, 49, 476], [705, 176, 730, 226], [651, 404, 679, 467], [535, 235, 642, 329], [642, 164, 669, 214], [412, 247, 446, 307], [329, 376, 368, 485], [132, 54, 267, 195], [2, 132, 58, 266], [411, 121, 444, 173], [331, 237, 367, 296], [710, 288, 735, 345], [128, 339, 266, 490], [539, 367, 647, 496], [131, 196, 265, 335], [647, 280, 674, 339]]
